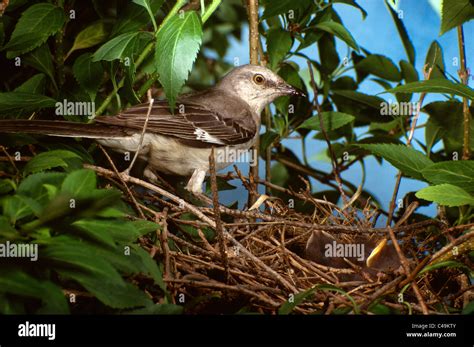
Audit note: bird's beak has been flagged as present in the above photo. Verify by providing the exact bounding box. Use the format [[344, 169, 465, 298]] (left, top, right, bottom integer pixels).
[[278, 83, 306, 97]]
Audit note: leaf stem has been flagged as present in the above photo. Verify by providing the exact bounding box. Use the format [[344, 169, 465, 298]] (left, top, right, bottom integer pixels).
[[202, 0, 222, 23]]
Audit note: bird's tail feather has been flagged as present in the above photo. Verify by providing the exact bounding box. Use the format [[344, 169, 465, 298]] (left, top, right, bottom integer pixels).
[[0, 119, 129, 138]]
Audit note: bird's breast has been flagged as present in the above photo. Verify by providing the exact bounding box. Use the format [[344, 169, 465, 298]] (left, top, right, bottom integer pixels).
[[97, 133, 257, 176]]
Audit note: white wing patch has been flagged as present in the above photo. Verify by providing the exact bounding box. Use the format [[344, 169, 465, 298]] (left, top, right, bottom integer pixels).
[[194, 127, 225, 144]]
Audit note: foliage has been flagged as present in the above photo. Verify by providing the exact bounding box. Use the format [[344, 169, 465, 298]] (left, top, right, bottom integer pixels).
[[0, 157, 170, 313]]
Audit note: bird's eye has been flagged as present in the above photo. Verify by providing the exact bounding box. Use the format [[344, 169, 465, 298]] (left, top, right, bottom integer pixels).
[[253, 74, 265, 85]]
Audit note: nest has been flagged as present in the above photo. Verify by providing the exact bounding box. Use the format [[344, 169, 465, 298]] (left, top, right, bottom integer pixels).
[[82, 143, 474, 315], [89, 160, 474, 315]]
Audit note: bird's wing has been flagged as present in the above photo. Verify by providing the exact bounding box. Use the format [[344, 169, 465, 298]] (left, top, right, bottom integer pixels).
[[96, 100, 256, 148]]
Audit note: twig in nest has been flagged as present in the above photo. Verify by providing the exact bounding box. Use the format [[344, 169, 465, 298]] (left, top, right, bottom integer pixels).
[[86, 163, 216, 227], [387, 226, 429, 314], [159, 207, 172, 280], [209, 147, 231, 283], [98, 145, 146, 219], [86, 163, 298, 292]]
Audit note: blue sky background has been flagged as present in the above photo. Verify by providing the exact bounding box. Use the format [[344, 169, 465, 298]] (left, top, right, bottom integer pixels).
[[216, 0, 473, 222]]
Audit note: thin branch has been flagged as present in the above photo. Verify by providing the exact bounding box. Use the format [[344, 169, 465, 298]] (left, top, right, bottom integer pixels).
[[247, 0, 260, 207], [306, 60, 348, 206], [98, 145, 146, 219], [387, 226, 429, 314], [123, 90, 153, 175], [386, 64, 433, 226], [457, 25, 471, 160], [209, 147, 230, 283]]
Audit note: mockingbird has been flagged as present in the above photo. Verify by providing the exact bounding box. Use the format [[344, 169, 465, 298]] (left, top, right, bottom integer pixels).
[[0, 65, 303, 193]]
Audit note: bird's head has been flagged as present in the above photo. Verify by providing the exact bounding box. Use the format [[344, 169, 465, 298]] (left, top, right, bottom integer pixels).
[[216, 64, 304, 114]]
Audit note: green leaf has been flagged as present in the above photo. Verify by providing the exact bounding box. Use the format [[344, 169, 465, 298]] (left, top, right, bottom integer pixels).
[[267, 28, 293, 69], [385, 0, 415, 64], [43, 235, 154, 308], [66, 22, 108, 60], [333, 0, 367, 19], [279, 286, 318, 314], [23, 150, 81, 175], [2, 195, 36, 223], [93, 31, 152, 88], [299, 111, 354, 132], [23, 44, 56, 88], [43, 236, 125, 281], [355, 54, 401, 81], [133, 220, 161, 235], [384, 80, 474, 100], [0, 179, 16, 195], [17, 172, 66, 203], [332, 90, 384, 109], [112, 0, 164, 36], [462, 300, 474, 314], [0, 269, 69, 314], [399, 60, 418, 83], [369, 118, 400, 132], [0, 92, 56, 113], [425, 118, 444, 155], [129, 303, 183, 314], [423, 101, 474, 154], [358, 144, 434, 181], [314, 20, 359, 52], [93, 32, 141, 61], [421, 161, 474, 194], [279, 284, 359, 314], [131, 244, 166, 292], [260, 130, 279, 152], [73, 53, 104, 101], [420, 260, 472, 275], [155, 11, 203, 110], [3, 3, 66, 58], [132, 0, 158, 32], [73, 219, 157, 245], [205, 176, 237, 194], [440, 0, 474, 35], [14, 74, 46, 95], [416, 184, 474, 206], [61, 169, 97, 197], [425, 41, 446, 79], [58, 269, 152, 309], [261, 0, 312, 20]]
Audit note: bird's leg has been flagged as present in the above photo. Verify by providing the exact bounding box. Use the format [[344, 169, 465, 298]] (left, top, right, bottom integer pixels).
[[185, 168, 206, 194], [185, 168, 212, 205], [143, 166, 160, 184], [144, 165, 177, 193]]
